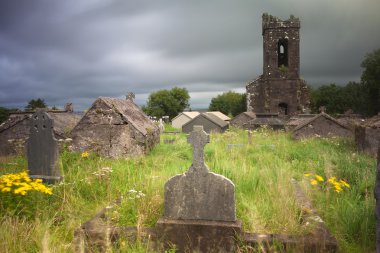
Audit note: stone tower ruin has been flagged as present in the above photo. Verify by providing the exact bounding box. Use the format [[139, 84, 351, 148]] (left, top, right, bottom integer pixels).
[[246, 13, 309, 116]]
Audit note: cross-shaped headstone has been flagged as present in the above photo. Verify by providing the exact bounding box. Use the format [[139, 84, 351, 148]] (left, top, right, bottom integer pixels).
[[187, 125, 209, 172], [164, 125, 236, 221]]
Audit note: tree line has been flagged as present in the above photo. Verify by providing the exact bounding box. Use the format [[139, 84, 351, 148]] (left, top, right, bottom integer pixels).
[[311, 48, 380, 116]]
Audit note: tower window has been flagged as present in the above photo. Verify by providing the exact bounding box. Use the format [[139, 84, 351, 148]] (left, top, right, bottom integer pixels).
[[280, 45, 285, 54], [278, 39, 288, 67]]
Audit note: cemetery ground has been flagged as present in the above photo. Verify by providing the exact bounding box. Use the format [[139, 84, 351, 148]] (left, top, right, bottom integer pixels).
[[0, 126, 376, 252]]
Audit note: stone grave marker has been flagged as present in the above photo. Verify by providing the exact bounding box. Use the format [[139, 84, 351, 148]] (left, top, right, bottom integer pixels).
[[164, 125, 235, 220], [248, 130, 253, 144], [157, 125, 240, 252], [227, 143, 244, 152], [27, 109, 61, 183]]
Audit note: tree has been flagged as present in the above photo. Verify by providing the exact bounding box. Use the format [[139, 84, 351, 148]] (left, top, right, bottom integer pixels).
[[208, 91, 246, 117], [142, 87, 190, 119], [0, 107, 11, 124], [25, 98, 47, 111], [361, 48, 380, 116], [310, 84, 346, 114], [310, 82, 366, 115]]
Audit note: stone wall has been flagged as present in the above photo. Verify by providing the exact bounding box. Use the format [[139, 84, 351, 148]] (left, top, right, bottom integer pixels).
[[247, 77, 309, 115]]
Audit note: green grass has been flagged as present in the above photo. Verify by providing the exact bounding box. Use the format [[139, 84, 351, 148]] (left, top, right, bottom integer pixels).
[[0, 127, 376, 252]]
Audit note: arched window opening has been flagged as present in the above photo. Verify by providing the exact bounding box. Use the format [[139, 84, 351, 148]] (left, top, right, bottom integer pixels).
[[280, 45, 285, 54], [278, 39, 288, 67], [278, 103, 288, 115]]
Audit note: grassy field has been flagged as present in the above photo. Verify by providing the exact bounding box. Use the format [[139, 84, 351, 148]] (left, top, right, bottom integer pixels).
[[0, 127, 376, 252]]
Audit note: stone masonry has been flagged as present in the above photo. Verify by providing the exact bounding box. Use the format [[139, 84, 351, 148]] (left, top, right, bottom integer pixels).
[[246, 13, 309, 116]]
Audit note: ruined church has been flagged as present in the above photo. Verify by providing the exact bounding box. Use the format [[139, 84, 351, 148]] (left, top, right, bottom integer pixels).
[[246, 13, 309, 116]]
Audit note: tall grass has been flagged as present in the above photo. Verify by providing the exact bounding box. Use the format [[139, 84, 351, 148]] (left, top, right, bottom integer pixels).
[[0, 127, 376, 252]]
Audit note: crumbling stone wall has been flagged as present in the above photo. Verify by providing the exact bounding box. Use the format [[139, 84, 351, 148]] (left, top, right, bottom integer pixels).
[[246, 14, 309, 116]]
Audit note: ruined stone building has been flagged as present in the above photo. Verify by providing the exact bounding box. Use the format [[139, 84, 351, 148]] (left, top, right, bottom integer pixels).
[[246, 13, 309, 116], [182, 113, 229, 134], [292, 113, 352, 140], [70, 96, 160, 158], [230, 112, 256, 128], [0, 109, 81, 156]]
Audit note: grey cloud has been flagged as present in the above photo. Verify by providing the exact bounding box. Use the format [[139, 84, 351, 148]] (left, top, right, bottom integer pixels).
[[0, 0, 379, 111]]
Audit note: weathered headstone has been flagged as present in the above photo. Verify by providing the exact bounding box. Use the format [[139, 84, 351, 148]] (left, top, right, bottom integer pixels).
[[164, 125, 235, 221], [157, 125, 240, 252], [375, 144, 380, 253], [248, 130, 253, 144], [158, 118, 164, 133], [227, 143, 244, 151], [27, 109, 61, 183]]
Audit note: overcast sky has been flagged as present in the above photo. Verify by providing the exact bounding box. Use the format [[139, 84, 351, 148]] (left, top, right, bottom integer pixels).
[[1, 0, 379, 111]]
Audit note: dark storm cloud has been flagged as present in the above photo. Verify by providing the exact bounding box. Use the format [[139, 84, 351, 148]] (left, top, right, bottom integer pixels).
[[0, 0, 379, 110]]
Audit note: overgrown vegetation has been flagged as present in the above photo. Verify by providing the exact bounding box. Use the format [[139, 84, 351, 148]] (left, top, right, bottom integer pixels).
[[0, 127, 376, 252]]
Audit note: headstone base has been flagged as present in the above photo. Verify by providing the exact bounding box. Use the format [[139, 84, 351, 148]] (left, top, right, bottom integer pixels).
[[29, 175, 62, 184], [156, 218, 242, 253]]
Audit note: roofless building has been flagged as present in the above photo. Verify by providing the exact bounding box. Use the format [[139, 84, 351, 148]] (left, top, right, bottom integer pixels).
[[246, 13, 310, 116]]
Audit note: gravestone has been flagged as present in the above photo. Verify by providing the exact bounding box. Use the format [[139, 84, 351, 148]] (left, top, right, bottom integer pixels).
[[248, 130, 253, 144], [375, 144, 380, 253], [164, 125, 235, 220], [27, 109, 61, 183], [158, 118, 164, 133], [227, 143, 244, 151], [156, 125, 240, 252]]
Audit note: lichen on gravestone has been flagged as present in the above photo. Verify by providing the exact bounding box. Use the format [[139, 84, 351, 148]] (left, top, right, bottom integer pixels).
[[164, 125, 236, 221]]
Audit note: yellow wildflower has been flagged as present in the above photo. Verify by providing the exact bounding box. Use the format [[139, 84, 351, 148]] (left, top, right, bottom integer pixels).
[[1, 187, 11, 193], [310, 179, 318, 186], [0, 171, 52, 196], [339, 180, 350, 188], [304, 173, 312, 177], [334, 185, 342, 193], [81, 151, 89, 158], [315, 174, 324, 182]]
